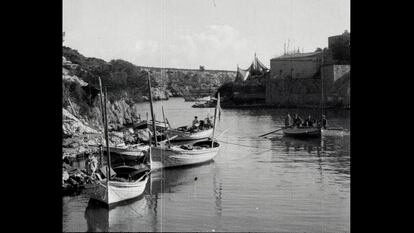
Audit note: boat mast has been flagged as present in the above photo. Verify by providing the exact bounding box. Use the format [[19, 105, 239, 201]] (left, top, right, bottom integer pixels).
[[211, 92, 220, 148], [98, 77, 105, 168], [103, 87, 112, 179], [147, 70, 158, 147], [162, 106, 171, 147], [321, 49, 325, 119]]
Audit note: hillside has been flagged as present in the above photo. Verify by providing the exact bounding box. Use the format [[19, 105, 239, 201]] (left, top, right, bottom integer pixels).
[[62, 46, 235, 99], [62, 46, 236, 132]]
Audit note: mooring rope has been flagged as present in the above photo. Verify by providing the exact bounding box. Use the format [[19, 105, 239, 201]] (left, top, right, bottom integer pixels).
[[217, 139, 278, 153]]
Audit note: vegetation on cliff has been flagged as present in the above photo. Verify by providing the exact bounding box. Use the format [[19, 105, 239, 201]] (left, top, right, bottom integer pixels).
[[62, 46, 236, 131]]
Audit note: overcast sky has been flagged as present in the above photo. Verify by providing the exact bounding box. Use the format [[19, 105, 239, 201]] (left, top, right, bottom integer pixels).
[[63, 0, 350, 70]]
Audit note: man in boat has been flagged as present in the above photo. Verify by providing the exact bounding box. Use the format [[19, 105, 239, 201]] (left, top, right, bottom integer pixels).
[[321, 115, 327, 129], [192, 116, 200, 129], [304, 115, 314, 127], [205, 116, 213, 128], [285, 113, 293, 127], [199, 119, 205, 129], [293, 114, 303, 127]]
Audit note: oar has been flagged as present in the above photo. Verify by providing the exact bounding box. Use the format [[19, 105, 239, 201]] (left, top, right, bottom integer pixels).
[[259, 127, 286, 137]]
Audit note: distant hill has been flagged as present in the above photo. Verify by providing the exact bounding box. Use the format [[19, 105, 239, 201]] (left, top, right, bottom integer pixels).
[[62, 46, 236, 129], [62, 46, 236, 101]]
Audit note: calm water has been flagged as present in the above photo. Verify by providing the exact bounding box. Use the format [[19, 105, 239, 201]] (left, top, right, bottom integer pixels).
[[63, 97, 350, 232]]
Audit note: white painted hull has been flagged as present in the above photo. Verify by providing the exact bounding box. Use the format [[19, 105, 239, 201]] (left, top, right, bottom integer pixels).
[[151, 144, 220, 169], [84, 176, 149, 205], [167, 128, 213, 141], [108, 176, 148, 204]]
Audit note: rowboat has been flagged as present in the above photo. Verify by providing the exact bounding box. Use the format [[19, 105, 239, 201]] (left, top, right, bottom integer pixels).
[[84, 77, 151, 208], [192, 101, 216, 108], [83, 166, 150, 207], [150, 139, 220, 169], [103, 144, 149, 162], [166, 127, 213, 141], [184, 96, 211, 102], [283, 126, 321, 138], [135, 120, 169, 131]]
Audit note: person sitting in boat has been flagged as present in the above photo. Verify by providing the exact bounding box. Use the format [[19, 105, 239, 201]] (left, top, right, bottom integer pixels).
[[199, 120, 205, 129], [293, 114, 303, 127], [321, 115, 327, 129], [285, 113, 293, 127], [205, 117, 213, 129], [192, 116, 200, 129], [305, 115, 314, 127]]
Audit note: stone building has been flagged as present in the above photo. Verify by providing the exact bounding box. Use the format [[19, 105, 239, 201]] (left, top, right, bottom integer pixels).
[[269, 51, 323, 80], [328, 30, 350, 64], [265, 31, 350, 108]]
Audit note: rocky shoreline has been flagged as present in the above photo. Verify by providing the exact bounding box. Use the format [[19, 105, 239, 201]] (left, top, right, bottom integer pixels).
[[62, 106, 155, 195]]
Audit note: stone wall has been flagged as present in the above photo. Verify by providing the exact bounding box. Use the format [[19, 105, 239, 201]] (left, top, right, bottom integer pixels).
[[265, 77, 323, 106], [323, 65, 350, 82], [270, 58, 321, 80], [265, 64, 350, 107]]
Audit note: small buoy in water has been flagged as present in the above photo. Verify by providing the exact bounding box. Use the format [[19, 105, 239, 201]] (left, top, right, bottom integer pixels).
[[194, 177, 198, 180]]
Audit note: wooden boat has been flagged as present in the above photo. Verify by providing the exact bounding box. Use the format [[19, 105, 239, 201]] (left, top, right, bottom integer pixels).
[[283, 126, 321, 138], [166, 127, 213, 141], [134, 120, 169, 130], [150, 139, 220, 169], [84, 79, 151, 207], [184, 96, 211, 102], [192, 100, 216, 108], [103, 144, 149, 162], [83, 166, 150, 206]]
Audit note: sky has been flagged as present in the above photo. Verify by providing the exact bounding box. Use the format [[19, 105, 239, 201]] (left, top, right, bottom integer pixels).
[[63, 0, 350, 70]]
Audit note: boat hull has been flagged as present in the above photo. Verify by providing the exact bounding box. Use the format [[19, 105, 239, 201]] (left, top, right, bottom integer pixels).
[[283, 127, 321, 138], [103, 145, 149, 161], [83, 176, 149, 206], [108, 176, 148, 205], [151, 144, 220, 169], [167, 128, 213, 141]]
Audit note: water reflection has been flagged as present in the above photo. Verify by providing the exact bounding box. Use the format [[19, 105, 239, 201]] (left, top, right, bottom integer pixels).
[[213, 174, 223, 217], [277, 136, 322, 155], [268, 134, 350, 178], [149, 160, 216, 194], [84, 199, 109, 232], [65, 98, 350, 232]]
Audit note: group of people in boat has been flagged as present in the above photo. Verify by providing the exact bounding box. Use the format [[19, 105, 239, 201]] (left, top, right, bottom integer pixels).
[[285, 113, 327, 129], [191, 116, 213, 130]]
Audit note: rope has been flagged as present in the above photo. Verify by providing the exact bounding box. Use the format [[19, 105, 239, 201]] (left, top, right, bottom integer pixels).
[[217, 139, 277, 153]]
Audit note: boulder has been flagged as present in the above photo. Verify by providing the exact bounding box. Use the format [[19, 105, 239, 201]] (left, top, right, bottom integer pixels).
[[109, 135, 124, 145], [123, 134, 136, 144], [63, 108, 98, 136], [136, 128, 152, 142], [62, 170, 69, 182]]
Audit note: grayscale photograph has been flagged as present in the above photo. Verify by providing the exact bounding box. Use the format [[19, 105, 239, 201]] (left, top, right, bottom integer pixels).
[[62, 0, 350, 232]]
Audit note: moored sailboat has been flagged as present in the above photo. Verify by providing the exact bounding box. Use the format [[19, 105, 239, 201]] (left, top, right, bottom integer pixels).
[[166, 126, 213, 141], [147, 77, 222, 168], [150, 139, 220, 169], [83, 78, 151, 207]]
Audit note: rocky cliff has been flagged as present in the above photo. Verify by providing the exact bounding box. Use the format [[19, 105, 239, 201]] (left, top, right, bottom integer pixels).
[[62, 46, 235, 129], [62, 46, 236, 159]]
